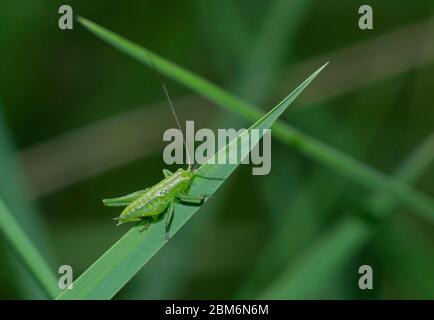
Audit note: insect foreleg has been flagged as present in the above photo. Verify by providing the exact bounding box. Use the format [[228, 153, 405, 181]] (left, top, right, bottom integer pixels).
[[176, 193, 212, 204], [165, 201, 174, 241], [103, 189, 148, 207], [163, 169, 174, 178], [138, 218, 152, 233]]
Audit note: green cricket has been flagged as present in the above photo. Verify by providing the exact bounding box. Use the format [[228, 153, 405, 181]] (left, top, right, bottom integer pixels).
[[102, 54, 211, 240]]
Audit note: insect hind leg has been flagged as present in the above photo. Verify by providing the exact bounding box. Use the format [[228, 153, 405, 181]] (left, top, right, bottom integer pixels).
[[103, 189, 148, 207], [163, 169, 174, 178]]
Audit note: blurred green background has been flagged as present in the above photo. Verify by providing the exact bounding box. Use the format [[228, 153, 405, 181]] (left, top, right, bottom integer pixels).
[[0, 0, 433, 299]]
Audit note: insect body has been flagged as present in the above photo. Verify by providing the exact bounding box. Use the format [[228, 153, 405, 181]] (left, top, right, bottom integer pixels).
[[103, 168, 208, 239], [103, 52, 210, 239]]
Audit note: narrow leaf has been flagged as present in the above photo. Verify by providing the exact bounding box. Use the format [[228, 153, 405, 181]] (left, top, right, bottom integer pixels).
[[77, 17, 434, 222], [0, 99, 56, 298], [0, 199, 59, 298], [259, 133, 434, 299], [56, 64, 325, 300]]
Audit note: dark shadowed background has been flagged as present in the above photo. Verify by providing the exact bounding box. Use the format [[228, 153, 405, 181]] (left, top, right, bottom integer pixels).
[[0, 0, 433, 299]]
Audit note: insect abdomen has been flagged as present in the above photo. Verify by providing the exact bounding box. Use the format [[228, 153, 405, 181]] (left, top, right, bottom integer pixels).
[[120, 189, 172, 219], [119, 169, 192, 221]]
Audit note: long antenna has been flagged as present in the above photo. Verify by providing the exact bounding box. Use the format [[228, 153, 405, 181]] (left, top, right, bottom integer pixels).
[[146, 50, 193, 170]]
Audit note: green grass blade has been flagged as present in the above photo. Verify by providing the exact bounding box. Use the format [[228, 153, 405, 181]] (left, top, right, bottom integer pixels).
[[77, 17, 434, 221], [366, 133, 434, 217], [232, 0, 313, 101], [258, 133, 434, 299], [259, 216, 371, 299], [55, 65, 325, 300], [0, 198, 59, 298], [0, 100, 57, 298], [238, 80, 406, 298], [124, 1, 313, 299], [377, 216, 434, 298]]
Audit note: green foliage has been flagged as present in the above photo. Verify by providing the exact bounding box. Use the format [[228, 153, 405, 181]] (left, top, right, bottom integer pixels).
[[0, 199, 59, 298], [259, 133, 434, 299], [56, 64, 325, 299], [0, 102, 57, 299], [1, 2, 433, 300], [77, 17, 434, 223]]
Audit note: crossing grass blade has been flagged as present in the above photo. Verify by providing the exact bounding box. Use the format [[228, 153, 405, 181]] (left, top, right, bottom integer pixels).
[[77, 17, 434, 222], [0, 198, 60, 298], [55, 63, 326, 300], [259, 216, 371, 299], [0, 101, 58, 298], [237, 79, 406, 298], [258, 133, 434, 299]]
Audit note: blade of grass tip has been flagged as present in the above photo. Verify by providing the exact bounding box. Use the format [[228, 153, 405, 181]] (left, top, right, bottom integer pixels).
[[238, 79, 406, 298], [128, 0, 313, 298], [77, 17, 434, 222], [0, 198, 59, 298], [56, 65, 324, 300], [258, 133, 434, 299]]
